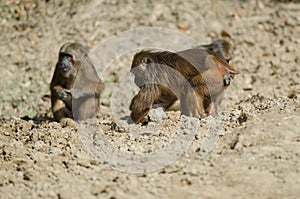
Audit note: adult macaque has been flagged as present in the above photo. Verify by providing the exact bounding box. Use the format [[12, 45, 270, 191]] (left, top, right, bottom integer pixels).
[[50, 42, 104, 122], [129, 45, 238, 124]]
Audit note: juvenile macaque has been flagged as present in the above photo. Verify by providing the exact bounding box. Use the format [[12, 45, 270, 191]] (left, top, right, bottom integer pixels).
[[50, 42, 104, 122], [129, 46, 238, 123], [181, 39, 235, 86]]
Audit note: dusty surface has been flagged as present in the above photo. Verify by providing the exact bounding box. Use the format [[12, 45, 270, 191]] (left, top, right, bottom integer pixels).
[[0, 0, 300, 198]]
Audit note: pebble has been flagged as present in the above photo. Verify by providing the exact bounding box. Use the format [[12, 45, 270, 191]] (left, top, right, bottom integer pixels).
[[90, 184, 107, 195]]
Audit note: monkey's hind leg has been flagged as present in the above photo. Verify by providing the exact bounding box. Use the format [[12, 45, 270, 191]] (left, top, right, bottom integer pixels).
[[52, 99, 72, 122], [180, 86, 206, 119]]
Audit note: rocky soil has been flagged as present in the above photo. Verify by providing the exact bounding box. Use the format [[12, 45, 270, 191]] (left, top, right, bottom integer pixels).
[[0, 0, 299, 198]]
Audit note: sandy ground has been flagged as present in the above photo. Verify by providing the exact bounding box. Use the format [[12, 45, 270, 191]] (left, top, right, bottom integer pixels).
[[0, 0, 300, 198]]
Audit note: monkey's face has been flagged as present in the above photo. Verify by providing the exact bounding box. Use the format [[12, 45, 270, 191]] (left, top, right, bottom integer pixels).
[[58, 52, 76, 78], [57, 42, 88, 79], [131, 56, 153, 87], [59, 52, 74, 72]]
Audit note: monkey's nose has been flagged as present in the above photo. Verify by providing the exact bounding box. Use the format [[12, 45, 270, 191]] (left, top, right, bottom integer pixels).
[[61, 60, 71, 71], [62, 65, 68, 71]]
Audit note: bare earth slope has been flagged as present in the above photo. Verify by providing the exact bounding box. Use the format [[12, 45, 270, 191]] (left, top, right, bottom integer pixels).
[[0, 0, 299, 198]]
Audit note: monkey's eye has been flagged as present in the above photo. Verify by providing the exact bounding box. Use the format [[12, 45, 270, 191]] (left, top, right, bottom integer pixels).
[[64, 53, 73, 60], [60, 53, 74, 61]]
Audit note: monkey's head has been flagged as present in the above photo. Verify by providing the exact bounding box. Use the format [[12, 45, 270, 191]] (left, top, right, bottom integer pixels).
[[131, 51, 155, 87], [201, 40, 232, 63], [57, 42, 88, 78], [209, 40, 231, 62]]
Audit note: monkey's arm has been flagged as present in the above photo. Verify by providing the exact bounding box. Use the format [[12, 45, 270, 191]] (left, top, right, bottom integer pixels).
[[51, 84, 72, 107], [50, 82, 73, 121], [129, 85, 160, 124]]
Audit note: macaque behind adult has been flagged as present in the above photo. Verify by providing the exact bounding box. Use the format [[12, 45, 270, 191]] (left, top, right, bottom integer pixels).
[[50, 42, 104, 122], [196, 39, 232, 63]]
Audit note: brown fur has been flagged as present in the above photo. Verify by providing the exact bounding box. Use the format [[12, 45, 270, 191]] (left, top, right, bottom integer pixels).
[[129, 45, 238, 123], [130, 50, 209, 123], [50, 42, 104, 122]]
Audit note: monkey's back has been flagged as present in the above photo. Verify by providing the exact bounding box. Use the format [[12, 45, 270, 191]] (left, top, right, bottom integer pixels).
[[141, 50, 202, 82]]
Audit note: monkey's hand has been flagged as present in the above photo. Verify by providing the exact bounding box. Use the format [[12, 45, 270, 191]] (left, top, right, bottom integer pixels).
[[58, 89, 70, 101]]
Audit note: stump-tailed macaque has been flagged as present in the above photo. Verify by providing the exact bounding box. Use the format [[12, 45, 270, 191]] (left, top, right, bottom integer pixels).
[[129, 46, 238, 124], [50, 42, 104, 122]]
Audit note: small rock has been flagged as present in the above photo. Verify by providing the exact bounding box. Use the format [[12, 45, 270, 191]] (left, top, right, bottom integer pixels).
[[77, 159, 91, 168], [90, 159, 100, 166], [60, 118, 76, 128], [34, 140, 46, 151], [176, 24, 189, 31], [90, 185, 107, 195], [238, 112, 248, 124], [288, 90, 298, 99], [148, 107, 167, 122], [285, 45, 294, 53], [23, 170, 36, 181], [280, 53, 294, 63], [58, 190, 72, 199]]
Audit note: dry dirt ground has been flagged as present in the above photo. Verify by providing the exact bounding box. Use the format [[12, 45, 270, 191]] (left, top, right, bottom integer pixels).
[[0, 0, 300, 198]]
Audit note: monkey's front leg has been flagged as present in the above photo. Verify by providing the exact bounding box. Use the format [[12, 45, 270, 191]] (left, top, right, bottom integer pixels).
[[129, 85, 160, 124]]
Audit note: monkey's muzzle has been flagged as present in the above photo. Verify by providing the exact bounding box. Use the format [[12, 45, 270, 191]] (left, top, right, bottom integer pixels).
[[59, 52, 74, 72], [61, 60, 72, 72]]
